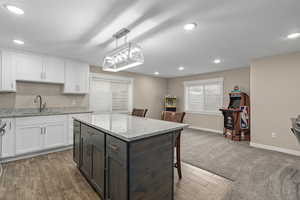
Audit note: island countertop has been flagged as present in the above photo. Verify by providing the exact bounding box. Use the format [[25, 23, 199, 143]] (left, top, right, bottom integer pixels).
[[73, 113, 189, 142]]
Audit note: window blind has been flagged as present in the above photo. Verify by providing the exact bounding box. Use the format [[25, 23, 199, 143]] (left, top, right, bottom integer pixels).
[[111, 82, 129, 112], [184, 78, 223, 114], [89, 80, 112, 113], [90, 78, 131, 113]]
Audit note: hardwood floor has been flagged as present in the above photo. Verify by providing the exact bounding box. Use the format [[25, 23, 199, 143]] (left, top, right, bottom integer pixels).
[[0, 151, 232, 200]]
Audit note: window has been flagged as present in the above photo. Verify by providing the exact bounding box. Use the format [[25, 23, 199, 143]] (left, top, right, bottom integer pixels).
[[89, 73, 133, 113], [184, 78, 223, 115]]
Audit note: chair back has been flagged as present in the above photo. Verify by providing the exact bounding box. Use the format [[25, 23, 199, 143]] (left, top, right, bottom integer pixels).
[[132, 108, 148, 117], [161, 111, 185, 123]]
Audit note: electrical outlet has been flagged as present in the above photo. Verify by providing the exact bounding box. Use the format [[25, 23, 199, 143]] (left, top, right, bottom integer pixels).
[[271, 132, 277, 138]]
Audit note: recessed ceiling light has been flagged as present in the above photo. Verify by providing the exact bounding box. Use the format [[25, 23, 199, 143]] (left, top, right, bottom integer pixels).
[[154, 71, 159, 75], [3, 4, 24, 15], [213, 59, 222, 64], [184, 23, 197, 31], [287, 33, 300, 39], [13, 39, 24, 45], [178, 66, 185, 71]]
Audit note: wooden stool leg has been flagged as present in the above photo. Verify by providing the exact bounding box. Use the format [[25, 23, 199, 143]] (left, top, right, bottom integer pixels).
[[176, 134, 182, 179]]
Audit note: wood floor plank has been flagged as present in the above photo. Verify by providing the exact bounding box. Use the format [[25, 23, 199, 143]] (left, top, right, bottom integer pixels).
[[0, 150, 232, 200]]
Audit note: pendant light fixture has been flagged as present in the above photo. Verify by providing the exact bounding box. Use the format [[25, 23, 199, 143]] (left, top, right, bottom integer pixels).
[[102, 28, 144, 72]]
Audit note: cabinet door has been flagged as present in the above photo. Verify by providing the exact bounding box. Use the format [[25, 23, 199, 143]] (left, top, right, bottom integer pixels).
[[43, 121, 66, 149], [64, 60, 76, 93], [68, 113, 91, 145], [15, 52, 43, 82], [77, 63, 89, 93], [106, 156, 128, 200], [80, 124, 92, 178], [43, 56, 65, 83], [0, 51, 16, 92], [63, 60, 89, 94], [106, 136, 128, 200], [73, 120, 81, 165], [90, 128, 105, 198], [16, 125, 43, 155], [1, 118, 15, 158]]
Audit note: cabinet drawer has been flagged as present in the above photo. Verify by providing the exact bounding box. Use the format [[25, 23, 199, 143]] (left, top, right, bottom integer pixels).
[[107, 136, 127, 164]]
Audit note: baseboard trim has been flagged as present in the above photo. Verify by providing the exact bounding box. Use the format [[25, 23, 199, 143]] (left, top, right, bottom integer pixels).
[[1, 145, 73, 163], [189, 126, 223, 134], [250, 142, 300, 156]]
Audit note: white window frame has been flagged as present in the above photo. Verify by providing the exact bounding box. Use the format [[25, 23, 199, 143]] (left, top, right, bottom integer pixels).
[[184, 77, 224, 115], [89, 73, 134, 113]]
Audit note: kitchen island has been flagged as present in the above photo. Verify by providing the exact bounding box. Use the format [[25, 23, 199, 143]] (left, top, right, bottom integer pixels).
[[73, 114, 188, 200]]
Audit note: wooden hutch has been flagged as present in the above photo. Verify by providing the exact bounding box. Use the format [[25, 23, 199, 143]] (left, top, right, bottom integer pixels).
[[164, 96, 177, 112]]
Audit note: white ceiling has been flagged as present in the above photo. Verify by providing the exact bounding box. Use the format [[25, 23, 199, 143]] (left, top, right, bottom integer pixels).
[[0, 0, 300, 77]]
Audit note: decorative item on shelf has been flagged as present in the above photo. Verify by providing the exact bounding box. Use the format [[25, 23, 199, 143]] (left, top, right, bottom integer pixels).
[[164, 96, 177, 112], [102, 28, 144, 72], [219, 87, 250, 141]]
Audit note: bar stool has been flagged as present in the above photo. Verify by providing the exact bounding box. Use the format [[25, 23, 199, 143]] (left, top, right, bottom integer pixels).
[[161, 111, 186, 179], [132, 108, 148, 117]]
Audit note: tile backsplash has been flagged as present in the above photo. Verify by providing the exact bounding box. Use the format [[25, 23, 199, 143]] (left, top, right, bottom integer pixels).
[[0, 82, 89, 109]]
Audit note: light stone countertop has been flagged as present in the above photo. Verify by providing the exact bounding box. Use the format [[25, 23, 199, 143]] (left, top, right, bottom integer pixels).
[[74, 114, 189, 142], [0, 107, 93, 118]]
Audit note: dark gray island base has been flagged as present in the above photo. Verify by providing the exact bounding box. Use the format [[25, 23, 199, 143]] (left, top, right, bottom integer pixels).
[[73, 114, 188, 200]]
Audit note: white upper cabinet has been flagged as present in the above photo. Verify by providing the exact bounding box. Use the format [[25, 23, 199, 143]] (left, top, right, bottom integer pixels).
[[43, 56, 65, 83], [15, 52, 44, 82], [0, 50, 89, 93], [0, 51, 16, 92], [64, 60, 89, 94], [15, 52, 65, 84]]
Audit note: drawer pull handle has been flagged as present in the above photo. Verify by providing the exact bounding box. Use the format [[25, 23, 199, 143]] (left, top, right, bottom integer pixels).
[[108, 144, 119, 152]]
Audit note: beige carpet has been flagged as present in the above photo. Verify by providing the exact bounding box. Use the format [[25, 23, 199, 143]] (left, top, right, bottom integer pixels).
[[181, 129, 300, 200]]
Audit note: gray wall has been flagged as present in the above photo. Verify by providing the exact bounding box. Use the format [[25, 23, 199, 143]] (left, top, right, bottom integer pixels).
[[167, 67, 250, 131], [251, 52, 300, 152]]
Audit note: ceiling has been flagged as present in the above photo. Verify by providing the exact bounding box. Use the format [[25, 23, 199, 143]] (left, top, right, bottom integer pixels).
[[0, 0, 300, 77]]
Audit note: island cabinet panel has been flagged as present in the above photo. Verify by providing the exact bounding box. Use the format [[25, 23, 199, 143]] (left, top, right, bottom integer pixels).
[[129, 133, 174, 200], [74, 117, 185, 200], [106, 136, 128, 200], [73, 120, 81, 165], [79, 124, 105, 199], [90, 128, 105, 197], [80, 124, 92, 178]]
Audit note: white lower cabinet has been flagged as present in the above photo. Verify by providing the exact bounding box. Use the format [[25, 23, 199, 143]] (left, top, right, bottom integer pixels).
[[15, 125, 43, 155], [1, 113, 91, 160], [43, 121, 66, 149], [15, 115, 67, 155]]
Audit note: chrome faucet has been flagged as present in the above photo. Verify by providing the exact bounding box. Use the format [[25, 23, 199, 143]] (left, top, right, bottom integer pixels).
[[34, 95, 46, 112]]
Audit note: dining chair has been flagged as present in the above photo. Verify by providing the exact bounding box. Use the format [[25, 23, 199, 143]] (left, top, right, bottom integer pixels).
[[132, 108, 148, 117], [161, 111, 186, 179]]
